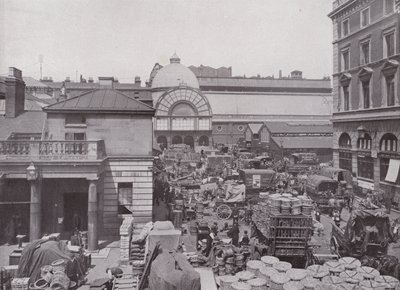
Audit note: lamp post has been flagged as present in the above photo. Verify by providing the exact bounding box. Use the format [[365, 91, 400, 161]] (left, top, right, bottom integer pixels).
[[27, 162, 41, 241]]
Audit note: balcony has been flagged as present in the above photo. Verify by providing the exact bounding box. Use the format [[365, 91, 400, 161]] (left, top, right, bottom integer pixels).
[[0, 140, 106, 161]]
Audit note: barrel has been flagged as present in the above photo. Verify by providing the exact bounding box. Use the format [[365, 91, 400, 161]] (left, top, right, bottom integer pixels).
[[270, 273, 290, 290], [273, 261, 292, 273], [231, 281, 252, 290], [259, 267, 278, 287], [236, 270, 255, 282], [261, 256, 279, 267], [220, 275, 239, 290], [247, 278, 267, 290], [301, 205, 313, 216], [246, 260, 265, 277], [50, 271, 70, 290]]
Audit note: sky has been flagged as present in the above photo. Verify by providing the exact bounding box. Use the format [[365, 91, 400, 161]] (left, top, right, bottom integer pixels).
[[0, 0, 333, 83]]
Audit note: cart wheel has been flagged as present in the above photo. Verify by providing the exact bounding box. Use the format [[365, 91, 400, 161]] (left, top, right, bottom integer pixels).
[[217, 204, 232, 220]]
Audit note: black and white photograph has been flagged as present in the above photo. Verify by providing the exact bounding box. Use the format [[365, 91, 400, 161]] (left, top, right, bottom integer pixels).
[[1, 0, 400, 289]]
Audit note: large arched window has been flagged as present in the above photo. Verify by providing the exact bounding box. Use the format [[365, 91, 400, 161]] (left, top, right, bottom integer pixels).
[[357, 133, 372, 150], [380, 133, 398, 152], [357, 133, 374, 180], [338, 133, 352, 172]]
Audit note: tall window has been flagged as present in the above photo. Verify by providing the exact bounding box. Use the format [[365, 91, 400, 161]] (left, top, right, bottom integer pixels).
[[339, 133, 352, 149], [118, 183, 133, 214], [360, 41, 370, 65], [342, 49, 350, 71], [156, 118, 168, 130], [198, 118, 210, 130], [171, 118, 194, 130], [362, 80, 370, 109], [342, 19, 349, 37], [339, 152, 352, 172], [357, 156, 374, 180], [343, 85, 350, 111], [358, 134, 372, 150], [380, 133, 398, 152], [384, 0, 395, 14], [386, 75, 396, 106], [360, 7, 370, 27], [384, 31, 395, 58]]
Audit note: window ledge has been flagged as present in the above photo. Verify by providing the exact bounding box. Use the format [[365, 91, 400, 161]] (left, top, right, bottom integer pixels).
[[65, 124, 87, 128], [379, 181, 400, 188]]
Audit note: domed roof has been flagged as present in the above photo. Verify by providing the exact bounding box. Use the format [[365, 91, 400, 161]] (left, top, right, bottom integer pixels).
[[152, 53, 199, 89]]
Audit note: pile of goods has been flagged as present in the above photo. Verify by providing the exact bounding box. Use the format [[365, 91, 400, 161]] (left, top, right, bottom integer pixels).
[[216, 255, 400, 290], [130, 222, 152, 278]]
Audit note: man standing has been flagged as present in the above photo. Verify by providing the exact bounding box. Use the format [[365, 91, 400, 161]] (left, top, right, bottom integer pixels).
[[228, 221, 240, 247]]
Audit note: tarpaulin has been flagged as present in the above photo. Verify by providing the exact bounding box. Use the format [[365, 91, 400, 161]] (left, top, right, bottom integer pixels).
[[149, 252, 200, 290]]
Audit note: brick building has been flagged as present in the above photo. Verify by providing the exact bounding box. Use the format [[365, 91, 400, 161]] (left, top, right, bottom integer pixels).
[[329, 0, 400, 208]]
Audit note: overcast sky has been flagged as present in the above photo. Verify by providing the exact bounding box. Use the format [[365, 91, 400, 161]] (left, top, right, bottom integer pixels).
[[0, 0, 333, 83]]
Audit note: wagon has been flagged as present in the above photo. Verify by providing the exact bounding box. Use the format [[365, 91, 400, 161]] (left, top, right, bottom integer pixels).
[[214, 182, 248, 220]]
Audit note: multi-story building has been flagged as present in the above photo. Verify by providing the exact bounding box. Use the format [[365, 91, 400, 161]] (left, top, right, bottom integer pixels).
[[0, 68, 155, 247], [329, 0, 400, 208]]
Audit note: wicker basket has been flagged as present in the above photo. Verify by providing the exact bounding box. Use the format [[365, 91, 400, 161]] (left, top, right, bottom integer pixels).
[[11, 278, 30, 290]]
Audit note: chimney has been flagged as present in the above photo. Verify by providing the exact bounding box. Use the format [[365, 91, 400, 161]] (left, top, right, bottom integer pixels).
[[98, 77, 114, 88], [135, 76, 141, 86], [65, 77, 71, 82], [88, 77, 94, 83], [5, 67, 25, 118]]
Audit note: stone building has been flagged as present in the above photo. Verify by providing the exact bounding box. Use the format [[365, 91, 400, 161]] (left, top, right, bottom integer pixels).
[[329, 0, 400, 207], [0, 68, 155, 247]]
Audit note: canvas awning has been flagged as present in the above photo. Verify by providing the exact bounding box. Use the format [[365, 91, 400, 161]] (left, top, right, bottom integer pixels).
[[385, 159, 400, 183]]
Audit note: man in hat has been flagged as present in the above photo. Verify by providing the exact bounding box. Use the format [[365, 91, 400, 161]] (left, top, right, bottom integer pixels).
[[228, 221, 240, 247]]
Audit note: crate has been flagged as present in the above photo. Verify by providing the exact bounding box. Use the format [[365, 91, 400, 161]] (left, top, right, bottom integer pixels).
[[11, 278, 29, 290]]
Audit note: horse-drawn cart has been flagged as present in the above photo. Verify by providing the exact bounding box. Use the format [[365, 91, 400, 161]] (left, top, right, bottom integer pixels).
[[214, 182, 247, 220]]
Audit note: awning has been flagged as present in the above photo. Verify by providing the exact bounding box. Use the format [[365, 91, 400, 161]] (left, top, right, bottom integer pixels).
[[385, 159, 400, 183]]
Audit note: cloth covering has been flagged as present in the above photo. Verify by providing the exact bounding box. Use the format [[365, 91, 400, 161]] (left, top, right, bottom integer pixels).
[[16, 239, 77, 283], [149, 252, 201, 290]]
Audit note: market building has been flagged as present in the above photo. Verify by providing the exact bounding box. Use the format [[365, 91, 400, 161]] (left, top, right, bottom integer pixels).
[[0, 68, 155, 248], [329, 0, 400, 207]]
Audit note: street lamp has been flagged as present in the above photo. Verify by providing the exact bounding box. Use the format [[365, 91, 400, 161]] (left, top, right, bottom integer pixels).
[[26, 162, 38, 181]]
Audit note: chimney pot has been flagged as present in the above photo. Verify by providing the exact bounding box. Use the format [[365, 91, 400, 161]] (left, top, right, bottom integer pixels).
[[135, 76, 141, 86], [8, 67, 22, 80]]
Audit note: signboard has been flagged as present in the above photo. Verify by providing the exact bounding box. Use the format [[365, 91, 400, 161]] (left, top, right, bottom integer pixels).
[[357, 179, 374, 190], [252, 174, 261, 188]]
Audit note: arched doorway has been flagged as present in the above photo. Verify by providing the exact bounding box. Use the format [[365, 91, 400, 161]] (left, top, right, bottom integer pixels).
[[157, 136, 168, 150], [198, 135, 209, 146], [172, 135, 182, 145], [184, 136, 194, 148]]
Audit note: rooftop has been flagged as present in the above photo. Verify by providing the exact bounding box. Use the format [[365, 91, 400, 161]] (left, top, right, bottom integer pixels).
[[265, 122, 333, 134], [0, 111, 46, 139]]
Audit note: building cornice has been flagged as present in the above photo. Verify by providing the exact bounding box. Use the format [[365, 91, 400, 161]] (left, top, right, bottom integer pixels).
[[332, 105, 400, 122]]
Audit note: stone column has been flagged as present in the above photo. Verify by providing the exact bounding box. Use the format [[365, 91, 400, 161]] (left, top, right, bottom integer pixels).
[[88, 179, 98, 251], [30, 180, 41, 241]]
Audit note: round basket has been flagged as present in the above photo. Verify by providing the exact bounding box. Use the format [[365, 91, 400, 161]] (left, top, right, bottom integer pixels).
[[321, 275, 343, 285], [231, 281, 252, 290], [301, 277, 319, 290], [281, 207, 291, 215], [235, 253, 245, 261], [356, 266, 380, 280], [236, 270, 256, 282], [338, 257, 361, 271], [271, 198, 282, 207], [259, 267, 278, 286], [290, 197, 301, 207], [50, 259, 66, 273], [246, 260, 265, 276], [306, 265, 329, 280], [339, 270, 364, 284], [301, 205, 313, 216], [50, 271, 70, 290], [261, 256, 279, 267], [247, 278, 267, 290], [280, 198, 291, 207], [219, 267, 226, 276], [287, 268, 308, 281], [220, 275, 239, 290], [216, 256, 225, 266], [375, 275, 400, 289], [359, 280, 391, 289], [273, 261, 292, 273], [324, 261, 345, 276], [270, 273, 290, 290], [283, 281, 304, 290]]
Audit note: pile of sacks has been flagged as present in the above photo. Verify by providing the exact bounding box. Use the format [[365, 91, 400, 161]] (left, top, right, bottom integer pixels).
[[216, 255, 400, 290]]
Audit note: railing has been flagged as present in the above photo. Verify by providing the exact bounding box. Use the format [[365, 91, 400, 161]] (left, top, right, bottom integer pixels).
[[0, 140, 105, 160]]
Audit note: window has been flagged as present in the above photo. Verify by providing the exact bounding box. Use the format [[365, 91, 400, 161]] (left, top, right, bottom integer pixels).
[[171, 118, 194, 130], [380, 158, 400, 184], [198, 118, 210, 130], [156, 118, 168, 130], [380, 133, 398, 152], [360, 41, 370, 65], [386, 75, 396, 106], [342, 49, 350, 71], [65, 114, 86, 125], [216, 125, 223, 132], [343, 85, 350, 111], [253, 134, 259, 139], [238, 125, 244, 131], [384, 0, 395, 14], [357, 156, 374, 180], [362, 80, 370, 109], [118, 183, 132, 214], [342, 19, 349, 37], [339, 152, 352, 172], [358, 134, 372, 150], [64, 133, 86, 154], [360, 7, 370, 27], [384, 31, 395, 58], [65, 132, 86, 140], [339, 133, 352, 148]]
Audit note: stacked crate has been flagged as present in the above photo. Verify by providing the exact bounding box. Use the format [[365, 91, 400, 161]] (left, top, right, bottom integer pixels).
[[119, 215, 134, 264]]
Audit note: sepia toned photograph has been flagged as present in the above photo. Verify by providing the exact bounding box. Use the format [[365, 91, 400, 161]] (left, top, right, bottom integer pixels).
[[1, 0, 400, 289]]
